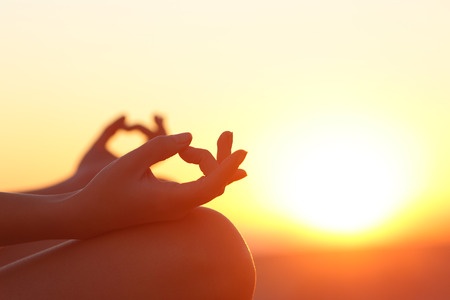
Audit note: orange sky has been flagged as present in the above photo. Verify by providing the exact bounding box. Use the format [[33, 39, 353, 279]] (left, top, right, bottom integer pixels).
[[1, 0, 450, 253]]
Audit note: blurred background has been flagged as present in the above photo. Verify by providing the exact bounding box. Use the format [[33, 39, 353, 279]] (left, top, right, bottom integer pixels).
[[1, 1, 450, 298]]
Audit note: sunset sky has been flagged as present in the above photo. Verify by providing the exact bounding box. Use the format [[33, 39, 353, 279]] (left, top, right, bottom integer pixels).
[[1, 0, 450, 254]]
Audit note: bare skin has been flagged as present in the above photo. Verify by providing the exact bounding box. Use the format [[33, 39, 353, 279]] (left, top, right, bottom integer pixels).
[[0, 115, 168, 264], [0, 207, 255, 300], [0, 115, 255, 299]]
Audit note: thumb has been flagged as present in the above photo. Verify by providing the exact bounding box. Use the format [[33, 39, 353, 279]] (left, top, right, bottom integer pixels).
[[119, 132, 192, 172]]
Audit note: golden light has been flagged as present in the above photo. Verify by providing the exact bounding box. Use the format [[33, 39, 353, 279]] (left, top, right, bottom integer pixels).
[[256, 112, 429, 236]]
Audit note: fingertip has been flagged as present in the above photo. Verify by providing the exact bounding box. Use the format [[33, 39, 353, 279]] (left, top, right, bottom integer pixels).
[[219, 131, 233, 142], [234, 169, 247, 180], [115, 115, 126, 125], [173, 132, 192, 145], [154, 115, 164, 124], [234, 149, 248, 163], [108, 115, 124, 126]]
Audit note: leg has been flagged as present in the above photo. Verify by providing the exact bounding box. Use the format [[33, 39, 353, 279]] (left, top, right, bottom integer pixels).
[[0, 240, 68, 267], [0, 207, 256, 299]]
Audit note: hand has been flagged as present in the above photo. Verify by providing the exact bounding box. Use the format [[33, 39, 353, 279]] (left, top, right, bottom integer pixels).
[[69, 132, 247, 239], [179, 131, 247, 184], [75, 115, 167, 184]]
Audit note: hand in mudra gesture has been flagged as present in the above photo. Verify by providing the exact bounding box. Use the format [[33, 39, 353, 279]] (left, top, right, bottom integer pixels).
[[69, 131, 247, 239]]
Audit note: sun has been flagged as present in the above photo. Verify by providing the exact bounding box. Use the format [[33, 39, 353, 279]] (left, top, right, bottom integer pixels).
[[258, 114, 427, 235], [274, 131, 405, 233]]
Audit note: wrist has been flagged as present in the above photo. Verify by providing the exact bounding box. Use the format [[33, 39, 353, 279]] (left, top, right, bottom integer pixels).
[[59, 188, 95, 240], [54, 190, 85, 240], [62, 186, 109, 240]]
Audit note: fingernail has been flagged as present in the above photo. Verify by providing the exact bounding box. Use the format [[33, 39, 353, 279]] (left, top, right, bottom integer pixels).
[[173, 132, 192, 144]]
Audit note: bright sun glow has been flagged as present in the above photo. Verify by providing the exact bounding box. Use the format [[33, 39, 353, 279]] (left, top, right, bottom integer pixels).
[[258, 113, 427, 235]]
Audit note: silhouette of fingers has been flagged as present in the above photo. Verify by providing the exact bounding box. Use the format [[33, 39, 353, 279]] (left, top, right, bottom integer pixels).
[[124, 115, 167, 139], [95, 116, 126, 148], [217, 131, 233, 164], [173, 150, 248, 207], [216, 131, 247, 183], [202, 149, 247, 194], [125, 124, 157, 138], [179, 146, 218, 175], [229, 169, 247, 183], [154, 115, 167, 136]]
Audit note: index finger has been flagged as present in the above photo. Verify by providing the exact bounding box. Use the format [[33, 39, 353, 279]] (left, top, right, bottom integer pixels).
[[94, 116, 126, 148], [117, 132, 193, 173]]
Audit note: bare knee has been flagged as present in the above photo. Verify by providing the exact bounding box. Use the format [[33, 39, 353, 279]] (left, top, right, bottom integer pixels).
[[180, 207, 256, 299]]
